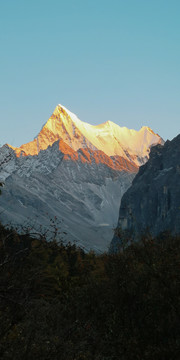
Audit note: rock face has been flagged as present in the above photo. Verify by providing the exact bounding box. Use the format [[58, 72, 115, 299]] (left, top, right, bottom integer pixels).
[[110, 134, 180, 251], [0, 104, 164, 252]]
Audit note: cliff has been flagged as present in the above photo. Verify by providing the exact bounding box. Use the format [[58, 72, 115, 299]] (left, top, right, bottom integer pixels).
[[110, 134, 180, 251]]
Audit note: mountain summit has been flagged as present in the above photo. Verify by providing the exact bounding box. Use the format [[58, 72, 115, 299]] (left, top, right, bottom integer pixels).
[[0, 104, 164, 251], [9, 104, 163, 167]]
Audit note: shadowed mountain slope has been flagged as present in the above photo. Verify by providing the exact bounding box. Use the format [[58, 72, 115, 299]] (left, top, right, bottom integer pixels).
[[110, 134, 180, 252]]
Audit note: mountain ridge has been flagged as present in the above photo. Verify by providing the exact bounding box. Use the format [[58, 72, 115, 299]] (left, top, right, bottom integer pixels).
[[7, 104, 164, 167]]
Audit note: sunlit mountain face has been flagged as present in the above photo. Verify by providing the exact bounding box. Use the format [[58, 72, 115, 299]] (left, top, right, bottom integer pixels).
[[9, 104, 163, 167], [0, 105, 164, 252]]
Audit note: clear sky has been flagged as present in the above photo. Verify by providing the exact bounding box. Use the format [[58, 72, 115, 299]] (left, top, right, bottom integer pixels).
[[0, 0, 180, 147]]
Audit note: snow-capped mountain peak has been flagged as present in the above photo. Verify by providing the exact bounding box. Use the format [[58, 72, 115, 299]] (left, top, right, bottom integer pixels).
[[7, 104, 164, 167], [0, 103, 165, 252]]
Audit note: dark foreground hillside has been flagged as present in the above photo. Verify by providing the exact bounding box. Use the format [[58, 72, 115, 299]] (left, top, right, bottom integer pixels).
[[1, 224, 180, 360]]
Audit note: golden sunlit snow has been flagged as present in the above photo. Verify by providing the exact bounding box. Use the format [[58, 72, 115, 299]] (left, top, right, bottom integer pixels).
[[8, 105, 163, 169]]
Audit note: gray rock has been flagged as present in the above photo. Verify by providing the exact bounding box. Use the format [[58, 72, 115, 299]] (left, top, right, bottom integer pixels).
[[110, 134, 180, 252], [0, 142, 135, 252]]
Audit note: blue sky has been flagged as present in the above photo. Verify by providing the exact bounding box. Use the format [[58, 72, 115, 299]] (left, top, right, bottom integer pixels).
[[0, 0, 180, 147]]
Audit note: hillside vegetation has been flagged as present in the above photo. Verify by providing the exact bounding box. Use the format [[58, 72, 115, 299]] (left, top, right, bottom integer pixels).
[[0, 223, 180, 360]]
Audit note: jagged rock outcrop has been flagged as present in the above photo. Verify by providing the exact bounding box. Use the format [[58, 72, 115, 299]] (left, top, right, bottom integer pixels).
[[110, 134, 180, 252]]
